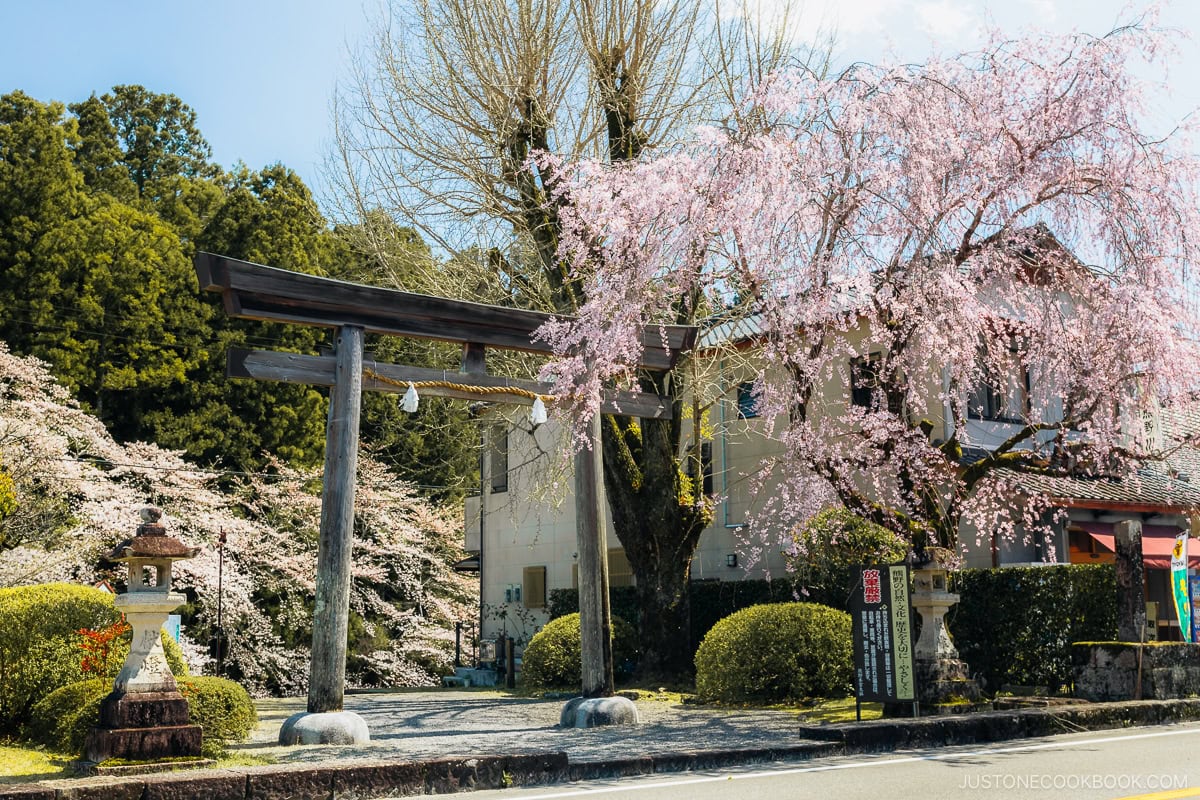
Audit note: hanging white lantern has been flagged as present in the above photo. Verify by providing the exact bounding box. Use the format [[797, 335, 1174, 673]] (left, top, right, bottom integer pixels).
[[530, 396, 548, 426], [402, 383, 420, 413]]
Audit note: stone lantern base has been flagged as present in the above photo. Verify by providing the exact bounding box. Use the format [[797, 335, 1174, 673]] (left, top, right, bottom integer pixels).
[[914, 657, 983, 705], [85, 689, 202, 763]]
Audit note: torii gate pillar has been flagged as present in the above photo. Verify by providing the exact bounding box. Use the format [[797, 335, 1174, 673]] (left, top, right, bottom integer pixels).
[[279, 324, 371, 745]]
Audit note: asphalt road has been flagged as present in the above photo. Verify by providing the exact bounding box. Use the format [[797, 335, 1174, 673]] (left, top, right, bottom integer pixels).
[[460, 724, 1200, 800]]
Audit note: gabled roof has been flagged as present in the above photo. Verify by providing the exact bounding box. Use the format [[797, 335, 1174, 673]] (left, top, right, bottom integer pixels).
[[962, 406, 1200, 512]]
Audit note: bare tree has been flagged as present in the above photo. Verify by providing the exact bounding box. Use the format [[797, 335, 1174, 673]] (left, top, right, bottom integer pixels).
[[331, 0, 827, 681]]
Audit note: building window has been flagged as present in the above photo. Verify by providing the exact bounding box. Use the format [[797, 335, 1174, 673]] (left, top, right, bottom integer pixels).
[[735, 382, 759, 419], [850, 354, 902, 415], [968, 341, 1030, 423], [523, 566, 547, 609], [572, 548, 635, 589], [490, 425, 508, 493]]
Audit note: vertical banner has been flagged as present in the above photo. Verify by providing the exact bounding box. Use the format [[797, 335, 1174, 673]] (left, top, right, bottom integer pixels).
[[1172, 533, 1191, 642], [851, 564, 915, 702], [1190, 575, 1200, 645]]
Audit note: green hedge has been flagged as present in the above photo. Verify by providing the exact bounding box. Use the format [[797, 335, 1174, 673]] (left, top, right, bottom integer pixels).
[[548, 587, 640, 632], [948, 563, 1116, 693], [694, 602, 852, 703], [28, 675, 256, 757], [0, 583, 122, 729], [553, 563, 1116, 695], [178, 676, 258, 753], [548, 578, 804, 665], [520, 613, 638, 690]]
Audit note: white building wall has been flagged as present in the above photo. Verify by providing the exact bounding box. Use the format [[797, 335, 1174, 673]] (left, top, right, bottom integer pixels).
[[463, 350, 1105, 645]]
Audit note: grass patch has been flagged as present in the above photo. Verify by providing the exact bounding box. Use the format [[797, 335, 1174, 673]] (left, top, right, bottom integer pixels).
[[796, 697, 882, 723], [97, 755, 207, 767], [217, 752, 276, 767], [0, 743, 71, 783], [0, 741, 275, 783], [616, 688, 696, 705]]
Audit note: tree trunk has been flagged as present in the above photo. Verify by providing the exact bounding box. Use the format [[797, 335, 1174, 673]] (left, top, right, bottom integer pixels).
[[629, 545, 694, 682], [601, 399, 708, 683]]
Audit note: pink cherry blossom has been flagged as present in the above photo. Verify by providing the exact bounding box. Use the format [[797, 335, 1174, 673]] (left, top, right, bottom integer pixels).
[[538, 16, 1200, 555]]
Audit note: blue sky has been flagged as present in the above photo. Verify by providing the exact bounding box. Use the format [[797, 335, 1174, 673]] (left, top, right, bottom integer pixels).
[[1, 0, 374, 202], [2, 1, 1197, 214]]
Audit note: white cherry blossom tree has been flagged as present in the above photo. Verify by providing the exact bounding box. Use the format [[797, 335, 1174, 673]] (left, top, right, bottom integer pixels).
[[0, 344, 475, 694]]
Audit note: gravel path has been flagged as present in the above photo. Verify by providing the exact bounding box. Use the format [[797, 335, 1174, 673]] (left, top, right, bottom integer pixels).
[[234, 690, 814, 765]]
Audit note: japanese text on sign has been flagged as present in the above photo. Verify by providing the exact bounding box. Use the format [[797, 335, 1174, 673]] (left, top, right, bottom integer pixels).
[[851, 564, 915, 703]]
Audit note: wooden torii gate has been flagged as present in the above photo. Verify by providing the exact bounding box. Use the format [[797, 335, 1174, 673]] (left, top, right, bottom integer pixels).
[[196, 253, 694, 729]]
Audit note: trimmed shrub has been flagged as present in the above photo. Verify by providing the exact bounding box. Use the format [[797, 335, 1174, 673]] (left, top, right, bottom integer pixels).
[[520, 613, 638, 690], [0, 583, 121, 729], [27, 675, 256, 757], [949, 563, 1116, 693], [178, 676, 257, 744], [694, 602, 852, 703], [688, 580, 807, 653], [26, 678, 108, 754], [786, 508, 908, 607], [0, 581, 192, 731], [549, 579, 809, 673]]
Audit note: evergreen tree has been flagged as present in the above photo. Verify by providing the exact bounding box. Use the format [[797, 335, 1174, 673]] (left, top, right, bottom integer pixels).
[[68, 95, 135, 202], [147, 163, 335, 470], [27, 195, 204, 427], [0, 86, 479, 497], [0, 92, 84, 304], [98, 85, 218, 197]]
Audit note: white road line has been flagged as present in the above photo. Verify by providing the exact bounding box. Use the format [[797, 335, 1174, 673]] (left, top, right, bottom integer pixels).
[[491, 725, 1200, 799]]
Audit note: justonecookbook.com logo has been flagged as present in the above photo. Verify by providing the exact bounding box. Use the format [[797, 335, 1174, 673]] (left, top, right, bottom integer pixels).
[[959, 773, 1187, 792]]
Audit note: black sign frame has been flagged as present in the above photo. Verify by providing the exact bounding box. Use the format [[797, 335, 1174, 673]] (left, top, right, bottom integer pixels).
[[850, 563, 916, 715]]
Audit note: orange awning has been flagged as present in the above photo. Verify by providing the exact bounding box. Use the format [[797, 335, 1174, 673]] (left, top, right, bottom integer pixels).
[[1072, 522, 1199, 570]]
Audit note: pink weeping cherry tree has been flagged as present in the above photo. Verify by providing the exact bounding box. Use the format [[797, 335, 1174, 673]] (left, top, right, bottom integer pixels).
[[536, 16, 1200, 558]]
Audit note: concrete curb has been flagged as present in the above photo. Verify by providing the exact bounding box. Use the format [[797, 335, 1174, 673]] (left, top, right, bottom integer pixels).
[[565, 741, 842, 782], [6, 698, 1200, 799], [797, 697, 1200, 753], [1, 754, 569, 800]]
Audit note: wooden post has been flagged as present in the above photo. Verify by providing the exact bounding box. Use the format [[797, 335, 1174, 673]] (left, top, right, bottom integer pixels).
[[478, 421, 494, 670], [308, 325, 364, 714], [575, 413, 614, 697], [1115, 519, 1147, 643], [505, 635, 516, 689]]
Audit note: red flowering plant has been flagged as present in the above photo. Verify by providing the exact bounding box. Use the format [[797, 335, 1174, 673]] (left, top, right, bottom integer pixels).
[[77, 620, 130, 677]]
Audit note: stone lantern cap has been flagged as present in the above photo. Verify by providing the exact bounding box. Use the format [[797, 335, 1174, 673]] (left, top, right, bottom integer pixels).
[[106, 506, 200, 562]]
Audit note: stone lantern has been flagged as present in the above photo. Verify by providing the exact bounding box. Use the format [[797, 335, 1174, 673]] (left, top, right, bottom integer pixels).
[[910, 547, 981, 707], [84, 506, 203, 763]]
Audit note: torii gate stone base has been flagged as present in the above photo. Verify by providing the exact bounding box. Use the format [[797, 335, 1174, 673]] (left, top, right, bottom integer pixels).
[[197, 253, 692, 742]]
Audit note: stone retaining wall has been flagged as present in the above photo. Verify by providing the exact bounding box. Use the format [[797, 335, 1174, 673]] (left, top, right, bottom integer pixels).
[[1072, 643, 1200, 701]]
